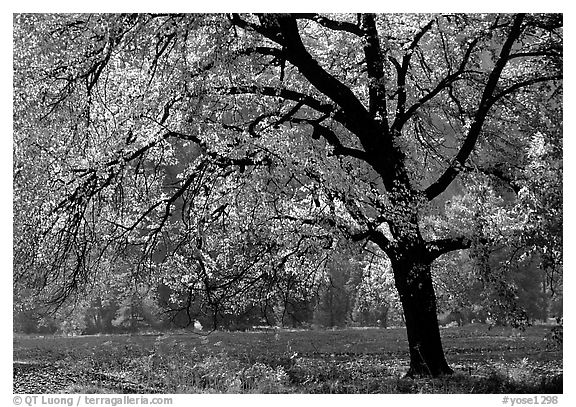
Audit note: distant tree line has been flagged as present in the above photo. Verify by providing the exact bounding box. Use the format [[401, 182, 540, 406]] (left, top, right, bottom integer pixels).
[[14, 247, 561, 335]]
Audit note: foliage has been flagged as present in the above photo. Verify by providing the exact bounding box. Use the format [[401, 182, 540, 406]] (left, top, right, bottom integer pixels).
[[351, 249, 402, 327], [426, 129, 562, 327], [13, 13, 562, 374]]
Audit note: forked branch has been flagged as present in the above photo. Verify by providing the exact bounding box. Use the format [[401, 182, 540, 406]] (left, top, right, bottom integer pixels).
[[424, 14, 526, 201]]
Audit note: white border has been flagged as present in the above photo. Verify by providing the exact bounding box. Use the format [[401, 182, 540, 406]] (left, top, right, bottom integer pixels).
[[3, 3, 573, 405]]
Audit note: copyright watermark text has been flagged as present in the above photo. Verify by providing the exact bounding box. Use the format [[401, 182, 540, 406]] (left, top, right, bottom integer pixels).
[[13, 395, 173, 406], [502, 396, 559, 406]]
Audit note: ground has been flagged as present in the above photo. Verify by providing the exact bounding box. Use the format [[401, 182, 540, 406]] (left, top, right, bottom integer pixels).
[[13, 324, 562, 394]]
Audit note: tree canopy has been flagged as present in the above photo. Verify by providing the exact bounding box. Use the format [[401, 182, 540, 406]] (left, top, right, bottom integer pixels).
[[13, 13, 562, 376]]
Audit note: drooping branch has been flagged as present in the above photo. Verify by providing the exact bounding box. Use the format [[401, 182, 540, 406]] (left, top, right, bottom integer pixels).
[[58, 126, 270, 224], [227, 13, 270, 38], [40, 16, 140, 119], [217, 85, 336, 117], [145, 169, 202, 238], [424, 14, 526, 201], [240, 103, 372, 184], [488, 75, 562, 109], [166, 130, 272, 170]]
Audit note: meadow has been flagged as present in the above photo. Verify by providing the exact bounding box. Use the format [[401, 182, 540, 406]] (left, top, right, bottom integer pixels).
[[13, 324, 562, 394]]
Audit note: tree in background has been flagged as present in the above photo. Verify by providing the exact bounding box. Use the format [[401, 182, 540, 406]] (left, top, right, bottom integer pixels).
[[351, 248, 402, 328], [428, 116, 562, 327], [13, 13, 561, 376], [313, 247, 360, 328]]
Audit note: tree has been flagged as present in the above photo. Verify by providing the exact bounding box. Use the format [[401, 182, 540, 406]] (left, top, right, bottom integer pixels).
[[352, 250, 401, 328], [313, 248, 361, 328], [13, 13, 562, 376], [428, 114, 563, 327]]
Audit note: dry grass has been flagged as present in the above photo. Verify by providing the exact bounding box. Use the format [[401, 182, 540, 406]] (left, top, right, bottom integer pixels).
[[13, 324, 562, 394]]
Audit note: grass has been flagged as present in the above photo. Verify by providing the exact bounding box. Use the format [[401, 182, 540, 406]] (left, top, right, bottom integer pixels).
[[13, 324, 562, 394]]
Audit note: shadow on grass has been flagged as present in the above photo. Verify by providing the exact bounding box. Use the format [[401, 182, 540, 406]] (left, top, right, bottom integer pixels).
[[14, 326, 562, 394], [57, 352, 563, 394]]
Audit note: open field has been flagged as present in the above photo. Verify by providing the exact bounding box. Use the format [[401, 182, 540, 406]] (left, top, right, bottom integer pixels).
[[13, 324, 562, 394]]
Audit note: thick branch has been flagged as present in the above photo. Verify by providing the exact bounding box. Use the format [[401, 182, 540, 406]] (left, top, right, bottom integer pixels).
[[294, 14, 362, 36], [286, 117, 369, 161], [424, 14, 526, 201], [367, 229, 392, 252], [426, 236, 472, 261], [360, 14, 389, 132], [488, 75, 562, 109], [392, 20, 434, 127], [240, 15, 374, 134], [235, 13, 401, 185], [507, 50, 562, 60]]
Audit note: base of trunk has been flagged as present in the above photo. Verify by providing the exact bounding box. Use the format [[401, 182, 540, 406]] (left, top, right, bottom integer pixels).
[[392, 254, 453, 378], [405, 358, 454, 378]]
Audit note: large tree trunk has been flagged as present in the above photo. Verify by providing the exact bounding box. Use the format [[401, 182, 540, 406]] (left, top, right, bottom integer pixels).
[[390, 249, 453, 377]]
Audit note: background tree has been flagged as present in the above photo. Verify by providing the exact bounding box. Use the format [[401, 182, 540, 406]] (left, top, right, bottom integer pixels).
[[351, 250, 402, 328], [313, 247, 362, 328], [13, 13, 562, 376]]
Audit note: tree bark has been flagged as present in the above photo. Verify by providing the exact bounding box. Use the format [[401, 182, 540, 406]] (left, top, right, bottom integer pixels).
[[390, 248, 453, 377]]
